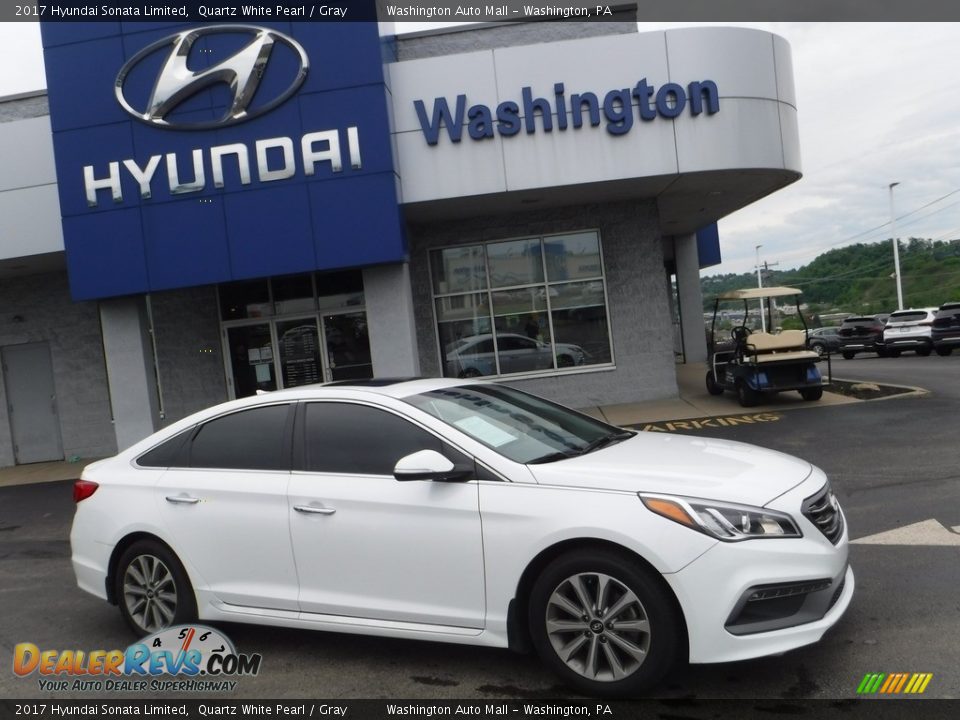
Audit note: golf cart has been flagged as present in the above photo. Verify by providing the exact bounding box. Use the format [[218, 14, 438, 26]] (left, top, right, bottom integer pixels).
[[706, 287, 831, 407]]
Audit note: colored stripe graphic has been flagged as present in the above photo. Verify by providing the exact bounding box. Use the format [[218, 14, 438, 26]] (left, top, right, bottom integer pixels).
[[857, 672, 933, 694]]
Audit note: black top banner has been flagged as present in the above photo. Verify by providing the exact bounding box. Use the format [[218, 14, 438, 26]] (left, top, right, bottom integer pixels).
[[6, 0, 960, 23]]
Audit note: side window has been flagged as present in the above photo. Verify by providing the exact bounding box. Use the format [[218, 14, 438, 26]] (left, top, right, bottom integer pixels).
[[137, 429, 191, 468], [303, 403, 448, 475], [189, 404, 291, 471]]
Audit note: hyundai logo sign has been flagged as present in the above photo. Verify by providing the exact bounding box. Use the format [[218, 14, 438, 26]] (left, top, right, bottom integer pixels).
[[115, 25, 309, 130]]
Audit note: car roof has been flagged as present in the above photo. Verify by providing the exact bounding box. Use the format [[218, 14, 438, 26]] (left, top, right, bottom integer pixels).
[[716, 286, 802, 300]]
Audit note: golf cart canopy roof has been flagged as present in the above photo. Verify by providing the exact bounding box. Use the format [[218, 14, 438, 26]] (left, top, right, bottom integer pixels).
[[716, 286, 803, 301]]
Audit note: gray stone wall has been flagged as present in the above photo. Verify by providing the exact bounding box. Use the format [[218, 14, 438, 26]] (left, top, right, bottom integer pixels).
[[0, 270, 115, 463], [0, 92, 50, 124], [408, 200, 679, 409], [150, 286, 228, 427]]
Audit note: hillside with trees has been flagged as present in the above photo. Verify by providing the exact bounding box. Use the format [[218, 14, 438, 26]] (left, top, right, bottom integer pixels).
[[701, 238, 960, 316]]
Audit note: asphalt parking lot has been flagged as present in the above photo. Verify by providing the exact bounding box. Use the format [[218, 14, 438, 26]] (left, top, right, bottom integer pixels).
[[1, 355, 957, 701]]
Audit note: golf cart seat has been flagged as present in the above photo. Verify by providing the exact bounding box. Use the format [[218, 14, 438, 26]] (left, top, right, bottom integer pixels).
[[744, 330, 820, 363]]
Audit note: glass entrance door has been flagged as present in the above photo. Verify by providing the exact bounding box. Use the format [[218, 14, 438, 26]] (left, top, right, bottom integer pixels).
[[224, 312, 373, 397], [226, 324, 277, 398], [276, 318, 323, 388], [322, 312, 372, 381]]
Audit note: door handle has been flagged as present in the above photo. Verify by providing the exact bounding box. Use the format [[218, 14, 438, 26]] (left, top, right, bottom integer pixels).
[[293, 505, 336, 515], [165, 495, 200, 505]]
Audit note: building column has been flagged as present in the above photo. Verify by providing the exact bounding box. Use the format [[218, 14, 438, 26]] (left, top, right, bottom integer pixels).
[[362, 263, 421, 377], [675, 233, 708, 363], [99, 296, 161, 451]]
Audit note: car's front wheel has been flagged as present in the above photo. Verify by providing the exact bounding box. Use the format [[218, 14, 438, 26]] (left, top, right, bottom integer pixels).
[[935, 346, 953, 356], [116, 540, 196, 636], [528, 550, 682, 697], [842, 351, 856, 360]]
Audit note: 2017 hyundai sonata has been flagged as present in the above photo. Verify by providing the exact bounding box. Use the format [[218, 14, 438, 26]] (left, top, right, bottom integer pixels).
[[70, 378, 853, 696]]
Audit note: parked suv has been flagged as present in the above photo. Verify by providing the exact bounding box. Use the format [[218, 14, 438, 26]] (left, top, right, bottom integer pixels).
[[838, 315, 888, 359], [807, 326, 842, 356], [883, 308, 938, 357], [932, 301, 960, 356]]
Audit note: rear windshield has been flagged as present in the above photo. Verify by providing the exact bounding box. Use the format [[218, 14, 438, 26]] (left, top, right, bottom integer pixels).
[[842, 317, 876, 325], [888, 311, 928, 322]]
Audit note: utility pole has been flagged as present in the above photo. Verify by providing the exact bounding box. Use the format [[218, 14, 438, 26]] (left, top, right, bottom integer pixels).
[[889, 182, 904, 311], [763, 260, 781, 328], [755, 245, 765, 332]]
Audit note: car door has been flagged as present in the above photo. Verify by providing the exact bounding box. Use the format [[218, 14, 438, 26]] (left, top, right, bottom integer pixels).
[[288, 400, 485, 628], [155, 402, 301, 611]]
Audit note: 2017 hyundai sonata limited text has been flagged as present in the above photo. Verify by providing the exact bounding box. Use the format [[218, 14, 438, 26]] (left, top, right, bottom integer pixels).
[[71, 378, 853, 696]]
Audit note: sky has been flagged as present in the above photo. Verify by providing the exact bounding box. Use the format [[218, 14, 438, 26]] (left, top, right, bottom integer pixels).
[[3, 21, 960, 278]]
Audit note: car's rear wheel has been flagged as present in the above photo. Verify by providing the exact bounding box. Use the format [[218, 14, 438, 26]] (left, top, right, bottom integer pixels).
[[116, 540, 196, 636], [841, 351, 856, 360], [800, 386, 823, 401], [705, 371, 724, 395], [935, 346, 953, 356], [528, 550, 682, 698], [916, 346, 932, 357], [888, 349, 901, 358]]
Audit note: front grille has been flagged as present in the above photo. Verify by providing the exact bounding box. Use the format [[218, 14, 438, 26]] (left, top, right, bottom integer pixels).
[[802, 484, 844, 544]]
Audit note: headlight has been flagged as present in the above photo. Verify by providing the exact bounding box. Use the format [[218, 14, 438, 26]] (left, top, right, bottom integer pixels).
[[639, 493, 802, 541]]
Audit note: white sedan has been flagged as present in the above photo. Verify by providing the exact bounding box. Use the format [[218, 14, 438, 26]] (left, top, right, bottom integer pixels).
[[70, 378, 853, 697]]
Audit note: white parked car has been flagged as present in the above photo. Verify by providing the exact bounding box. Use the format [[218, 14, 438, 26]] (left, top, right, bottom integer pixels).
[[444, 333, 588, 378], [882, 307, 938, 356], [71, 379, 852, 696]]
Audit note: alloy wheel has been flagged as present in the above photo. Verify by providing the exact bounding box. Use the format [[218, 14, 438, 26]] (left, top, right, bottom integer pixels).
[[545, 572, 651, 682], [123, 554, 178, 633]]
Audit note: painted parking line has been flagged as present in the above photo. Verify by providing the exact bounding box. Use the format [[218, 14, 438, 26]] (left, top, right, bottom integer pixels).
[[638, 412, 783, 433]]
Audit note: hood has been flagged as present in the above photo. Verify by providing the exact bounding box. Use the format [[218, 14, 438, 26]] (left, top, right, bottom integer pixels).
[[527, 432, 812, 506]]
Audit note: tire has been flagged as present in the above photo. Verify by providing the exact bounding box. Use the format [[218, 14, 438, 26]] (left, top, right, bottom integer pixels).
[[705, 371, 724, 396], [458, 367, 482, 379], [736, 380, 759, 408], [888, 349, 901, 358], [800, 386, 823, 401], [115, 540, 197, 636], [916, 346, 932, 357], [876, 347, 888, 358], [841, 351, 856, 360], [557, 354, 575, 368], [527, 550, 683, 698], [811, 343, 825, 357], [935, 346, 953, 357]]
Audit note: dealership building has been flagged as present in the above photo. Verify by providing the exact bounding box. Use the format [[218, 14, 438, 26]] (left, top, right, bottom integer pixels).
[[0, 16, 801, 466]]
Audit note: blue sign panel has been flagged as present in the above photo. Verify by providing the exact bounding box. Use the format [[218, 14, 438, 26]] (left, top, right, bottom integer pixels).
[[696, 223, 722, 269], [41, 22, 405, 301]]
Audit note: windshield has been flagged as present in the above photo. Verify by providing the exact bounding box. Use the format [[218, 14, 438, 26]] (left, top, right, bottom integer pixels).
[[404, 384, 632, 464], [888, 311, 928, 323]]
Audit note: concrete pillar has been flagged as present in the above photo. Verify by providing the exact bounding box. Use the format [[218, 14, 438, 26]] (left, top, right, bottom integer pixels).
[[675, 234, 708, 363], [362, 263, 421, 377], [99, 296, 161, 451]]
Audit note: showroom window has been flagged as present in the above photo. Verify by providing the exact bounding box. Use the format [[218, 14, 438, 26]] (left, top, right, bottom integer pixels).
[[430, 231, 613, 379]]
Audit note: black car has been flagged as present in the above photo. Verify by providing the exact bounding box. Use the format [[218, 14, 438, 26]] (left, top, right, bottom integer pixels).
[[838, 315, 888, 359], [932, 301, 960, 356], [807, 326, 842, 356]]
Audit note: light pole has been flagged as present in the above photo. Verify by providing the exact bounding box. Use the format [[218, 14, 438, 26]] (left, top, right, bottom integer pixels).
[[889, 182, 904, 311], [755, 244, 766, 332]]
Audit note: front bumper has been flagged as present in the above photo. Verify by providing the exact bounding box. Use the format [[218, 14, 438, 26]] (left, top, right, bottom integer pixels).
[[665, 477, 853, 664]]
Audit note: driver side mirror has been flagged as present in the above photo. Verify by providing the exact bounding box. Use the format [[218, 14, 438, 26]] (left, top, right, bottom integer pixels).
[[393, 449, 473, 482]]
